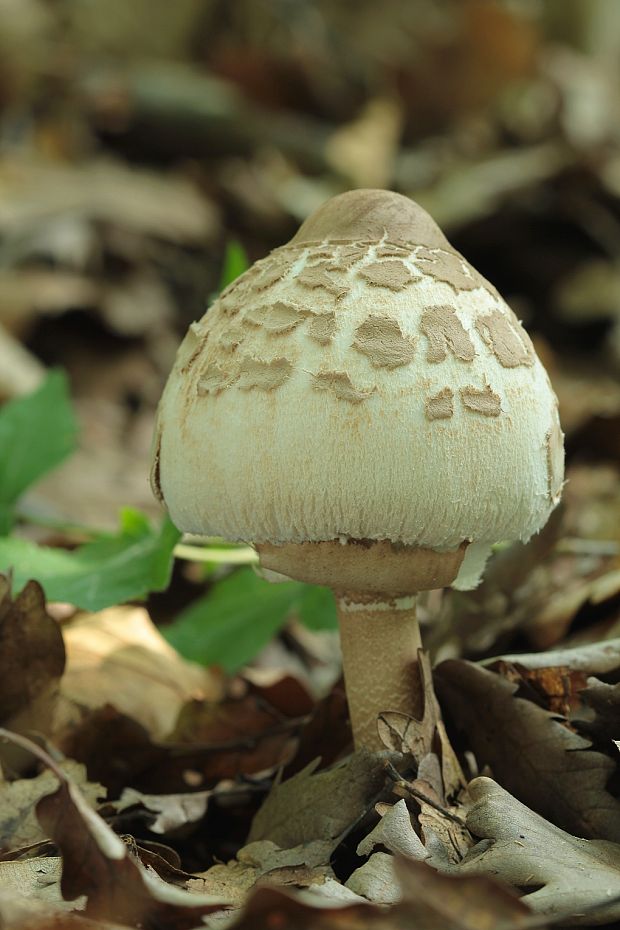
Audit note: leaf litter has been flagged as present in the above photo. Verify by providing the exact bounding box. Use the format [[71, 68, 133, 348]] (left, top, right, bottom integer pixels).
[[3, 4, 620, 927]]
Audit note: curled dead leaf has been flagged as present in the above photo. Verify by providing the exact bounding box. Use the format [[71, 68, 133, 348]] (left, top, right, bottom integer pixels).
[[462, 777, 620, 926], [436, 659, 620, 842]]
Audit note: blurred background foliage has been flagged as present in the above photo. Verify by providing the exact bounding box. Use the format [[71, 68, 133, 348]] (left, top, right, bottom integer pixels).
[[1, 0, 620, 672]]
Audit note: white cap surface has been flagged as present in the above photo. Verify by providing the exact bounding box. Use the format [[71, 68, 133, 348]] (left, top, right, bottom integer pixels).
[[152, 190, 563, 589]]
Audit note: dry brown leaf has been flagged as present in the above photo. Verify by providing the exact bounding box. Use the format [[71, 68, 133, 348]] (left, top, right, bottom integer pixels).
[[484, 637, 620, 676], [461, 776, 620, 926], [115, 787, 210, 835], [241, 667, 315, 718], [0, 576, 65, 723], [60, 702, 281, 799], [0, 760, 105, 852], [283, 679, 351, 777], [248, 751, 388, 850], [0, 577, 65, 773], [189, 857, 257, 908], [436, 659, 620, 841], [191, 838, 335, 906], [170, 690, 299, 782], [345, 851, 401, 904], [0, 856, 66, 907], [0, 158, 218, 246], [377, 651, 437, 767], [14, 732, 229, 928], [487, 660, 585, 716], [58, 605, 221, 742], [58, 706, 169, 796], [524, 569, 620, 650], [377, 650, 465, 800], [357, 798, 427, 860], [576, 677, 620, 744], [224, 855, 536, 930]]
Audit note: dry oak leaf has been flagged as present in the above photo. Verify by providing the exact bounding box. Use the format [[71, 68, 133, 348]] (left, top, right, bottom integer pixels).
[[191, 838, 335, 908], [225, 856, 536, 930], [486, 660, 583, 718], [36, 780, 227, 928], [0, 157, 217, 246], [0, 760, 105, 852], [378, 650, 465, 799], [59, 605, 221, 742], [436, 659, 620, 842], [461, 777, 620, 926], [345, 851, 402, 903], [0, 732, 228, 929], [59, 700, 288, 797], [0, 881, 133, 930], [0, 856, 66, 908], [485, 638, 620, 677], [524, 569, 620, 651], [576, 677, 620, 745], [248, 750, 388, 850], [357, 798, 428, 861], [114, 787, 211, 835], [0, 576, 65, 728]]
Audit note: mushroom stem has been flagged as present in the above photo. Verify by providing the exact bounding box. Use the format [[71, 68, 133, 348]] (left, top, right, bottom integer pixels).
[[336, 593, 423, 751]]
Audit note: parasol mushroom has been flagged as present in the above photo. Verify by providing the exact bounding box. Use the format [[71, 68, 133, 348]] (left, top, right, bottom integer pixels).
[[151, 189, 564, 750]]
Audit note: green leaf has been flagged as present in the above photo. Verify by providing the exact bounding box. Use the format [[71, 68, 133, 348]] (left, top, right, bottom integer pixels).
[[218, 239, 248, 291], [297, 585, 338, 631], [0, 510, 180, 611], [163, 568, 303, 672], [164, 569, 338, 672], [0, 371, 78, 533]]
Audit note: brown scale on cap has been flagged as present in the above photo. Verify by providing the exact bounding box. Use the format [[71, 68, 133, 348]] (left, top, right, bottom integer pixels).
[[197, 363, 236, 395], [245, 300, 310, 333], [312, 369, 374, 404], [353, 315, 416, 369], [460, 384, 502, 417], [359, 260, 419, 290], [217, 325, 246, 351], [415, 246, 492, 294], [425, 387, 454, 421], [475, 309, 534, 369], [253, 258, 295, 291], [236, 356, 293, 391], [420, 305, 476, 363], [297, 262, 349, 297], [307, 311, 337, 345]]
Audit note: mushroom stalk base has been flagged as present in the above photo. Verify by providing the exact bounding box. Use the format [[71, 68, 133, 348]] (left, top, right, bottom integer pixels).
[[337, 594, 422, 751]]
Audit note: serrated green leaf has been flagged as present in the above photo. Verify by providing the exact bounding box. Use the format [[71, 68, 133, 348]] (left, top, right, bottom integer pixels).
[[0, 371, 78, 532], [163, 568, 303, 672], [0, 512, 180, 611]]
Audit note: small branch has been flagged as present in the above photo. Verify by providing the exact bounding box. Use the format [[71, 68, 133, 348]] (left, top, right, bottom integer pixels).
[[386, 761, 466, 827]]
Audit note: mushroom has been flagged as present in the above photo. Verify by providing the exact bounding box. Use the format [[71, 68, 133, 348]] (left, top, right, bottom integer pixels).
[[151, 189, 564, 751]]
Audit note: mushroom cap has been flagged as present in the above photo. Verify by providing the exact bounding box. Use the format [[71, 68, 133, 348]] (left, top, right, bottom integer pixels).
[[152, 189, 563, 589]]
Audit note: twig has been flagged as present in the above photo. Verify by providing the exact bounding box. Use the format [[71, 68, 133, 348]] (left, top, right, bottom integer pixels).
[[385, 761, 466, 827]]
